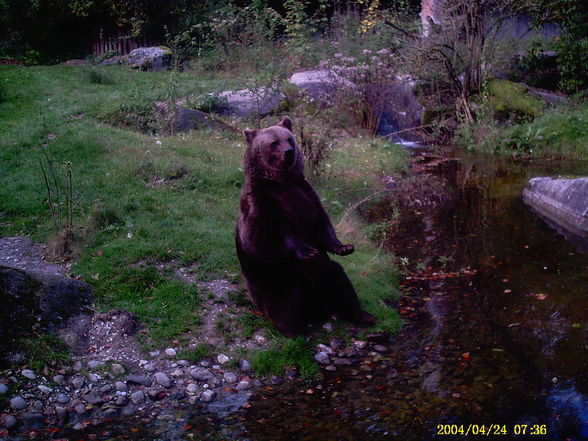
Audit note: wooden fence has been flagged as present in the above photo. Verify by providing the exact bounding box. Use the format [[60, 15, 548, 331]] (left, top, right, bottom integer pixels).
[[91, 28, 160, 56]]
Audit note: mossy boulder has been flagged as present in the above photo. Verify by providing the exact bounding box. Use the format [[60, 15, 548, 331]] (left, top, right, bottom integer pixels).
[[486, 79, 543, 120]]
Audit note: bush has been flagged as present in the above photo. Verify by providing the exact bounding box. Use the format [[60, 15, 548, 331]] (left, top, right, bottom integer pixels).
[[87, 69, 115, 85]]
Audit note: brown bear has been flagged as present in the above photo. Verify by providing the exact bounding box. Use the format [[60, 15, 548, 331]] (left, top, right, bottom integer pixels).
[[235, 116, 376, 336]]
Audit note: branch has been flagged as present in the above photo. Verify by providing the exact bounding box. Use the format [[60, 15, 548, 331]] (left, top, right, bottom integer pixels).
[[384, 20, 419, 40]]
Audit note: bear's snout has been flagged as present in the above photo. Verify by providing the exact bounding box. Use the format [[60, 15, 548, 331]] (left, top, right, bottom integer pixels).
[[283, 148, 295, 168]]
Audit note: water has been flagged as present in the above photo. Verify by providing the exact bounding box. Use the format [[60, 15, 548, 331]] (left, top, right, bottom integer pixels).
[[26, 152, 588, 440]]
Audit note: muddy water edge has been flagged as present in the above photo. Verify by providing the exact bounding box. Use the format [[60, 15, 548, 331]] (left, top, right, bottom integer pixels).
[[53, 149, 588, 441]]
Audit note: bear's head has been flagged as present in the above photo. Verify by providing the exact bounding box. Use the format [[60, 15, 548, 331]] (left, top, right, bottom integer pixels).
[[243, 116, 304, 182]]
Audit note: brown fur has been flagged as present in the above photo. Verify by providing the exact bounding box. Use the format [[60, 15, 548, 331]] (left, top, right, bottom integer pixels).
[[235, 116, 375, 336]]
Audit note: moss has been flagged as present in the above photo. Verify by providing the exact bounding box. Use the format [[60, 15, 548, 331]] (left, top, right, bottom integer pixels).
[[486, 79, 543, 120]]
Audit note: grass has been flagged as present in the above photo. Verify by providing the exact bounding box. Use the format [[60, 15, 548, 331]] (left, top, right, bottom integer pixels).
[[251, 337, 319, 379], [459, 98, 588, 159], [177, 343, 214, 363], [19, 334, 71, 372], [0, 64, 406, 354]]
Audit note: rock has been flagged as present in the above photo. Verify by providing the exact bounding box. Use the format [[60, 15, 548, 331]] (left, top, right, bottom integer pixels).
[[315, 351, 331, 365], [200, 390, 216, 402], [3, 415, 17, 429], [56, 393, 70, 404], [239, 359, 251, 372], [143, 363, 155, 372], [325, 365, 337, 372], [100, 384, 113, 393], [73, 361, 83, 372], [22, 413, 45, 430], [190, 367, 215, 383], [74, 403, 87, 414], [333, 358, 353, 366], [37, 385, 52, 394], [373, 345, 387, 352], [164, 348, 177, 357], [87, 373, 100, 383], [223, 372, 238, 384], [154, 372, 171, 388], [171, 369, 183, 377], [73, 422, 84, 430], [353, 340, 368, 349], [217, 354, 230, 365], [52, 375, 65, 385], [0, 383, 8, 395], [88, 360, 103, 369], [217, 88, 285, 118], [71, 377, 85, 389], [288, 70, 353, 102], [10, 396, 26, 410], [172, 107, 230, 133], [83, 392, 103, 405], [55, 405, 68, 424], [236, 380, 251, 391], [322, 322, 334, 332], [111, 363, 125, 377], [21, 369, 36, 380], [104, 408, 119, 418], [177, 360, 190, 367], [523, 177, 588, 246], [115, 395, 129, 406], [115, 381, 128, 392], [186, 383, 198, 395], [126, 375, 152, 387], [121, 405, 136, 417], [130, 390, 145, 404], [269, 376, 283, 386], [486, 79, 542, 119], [0, 255, 93, 341], [128, 46, 172, 71]]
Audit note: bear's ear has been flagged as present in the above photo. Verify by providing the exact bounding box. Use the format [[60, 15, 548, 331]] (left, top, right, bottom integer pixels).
[[243, 129, 258, 145], [278, 115, 293, 132]]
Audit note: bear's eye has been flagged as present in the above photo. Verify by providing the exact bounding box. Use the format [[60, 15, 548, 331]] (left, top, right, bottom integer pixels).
[[288, 138, 295, 147], [270, 141, 279, 151]]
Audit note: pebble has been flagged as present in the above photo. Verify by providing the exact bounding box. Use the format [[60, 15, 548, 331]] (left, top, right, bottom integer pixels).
[[354, 340, 368, 349], [115, 381, 128, 392], [72, 377, 85, 389], [165, 348, 177, 357], [155, 372, 171, 388], [104, 408, 119, 418], [21, 369, 36, 380], [186, 384, 198, 395], [240, 359, 251, 372], [130, 390, 145, 404], [52, 375, 65, 385], [74, 403, 87, 414], [100, 384, 113, 393], [10, 396, 26, 410], [143, 363, 155, 372], [317, 344, 333, 354], [126, 375, 152, 387], [200, 361, 210, 368], [315, 351, 331, 365], [83, 393, 103, 405], [0, 383, 8, 395], [236, 380, 251, 391], [373, 345, 387, 352], [200, 390, 216, 402], [121, 405, 136, 417], [57, 393, 70, 404], [37, 385, 53, 394], [217, 354, 230, 364], [73, 422, 84, 430], [116, 395, 129, 406], [325, 365, 337, 371], [269, 376, 283, 386], [111, 363, 125, 376], [171, 369, 183, 377], [88, 360, 103, 369], [190, 368, 215, 382], [223, 372, 238, 384], [334, 358, 353, 366], [73, 361, 83, 372], [177, 360, 190, 367], [3, 415, 17, 429], [87, 373, 100, 383], [322, 322, 334, 331], [22, 413, 45, 430], [55, 406, 68, 424]]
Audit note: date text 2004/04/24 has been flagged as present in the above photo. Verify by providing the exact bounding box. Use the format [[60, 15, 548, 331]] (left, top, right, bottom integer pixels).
[[437, 424, 548, 436]]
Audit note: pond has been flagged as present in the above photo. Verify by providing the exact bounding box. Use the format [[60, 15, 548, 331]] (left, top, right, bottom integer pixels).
[[31, 152, 588, 441]]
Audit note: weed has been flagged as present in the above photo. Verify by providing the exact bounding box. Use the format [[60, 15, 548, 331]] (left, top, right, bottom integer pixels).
[[251, 337, 319, 379], [87, 69, 115, 85], [237, 312, 270, 338], [20, 334, 71, 373], [177, 344, 214, 363]]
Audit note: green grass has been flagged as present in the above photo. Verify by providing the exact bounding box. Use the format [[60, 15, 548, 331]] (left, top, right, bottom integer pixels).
[[251, 337, 319, 379], [19, 334, 71, 372], [459, 99, 588, 159], [177, 343, 214, 363], [0, 65, 405, 350]]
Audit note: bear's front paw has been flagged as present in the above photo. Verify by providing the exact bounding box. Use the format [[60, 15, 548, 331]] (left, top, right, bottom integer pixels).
[[296, 245, 320, 261], [331, 244, 355, 256]]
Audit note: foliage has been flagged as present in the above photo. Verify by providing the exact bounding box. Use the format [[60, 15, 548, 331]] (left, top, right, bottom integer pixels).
[[177, 344, 214, 363], [485, 79, 543, 120], [251, 337, 319, 379], [20, 334, 71, 372]]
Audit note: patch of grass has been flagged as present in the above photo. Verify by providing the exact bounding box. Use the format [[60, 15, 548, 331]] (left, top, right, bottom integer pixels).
[[459, 99, 588, 159], [20, 334, 71, 372], [251, 337, 319, 379], [237, 312, 271, 338], [177, 343, 214, 363], [87, 69, 116, 85]]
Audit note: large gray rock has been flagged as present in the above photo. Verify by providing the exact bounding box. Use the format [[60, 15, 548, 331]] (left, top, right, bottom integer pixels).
[[217, 88, 285, 118], [128, 47, 172, 71], [523, 177, 588, 241], [288, 69, 353, 102]]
